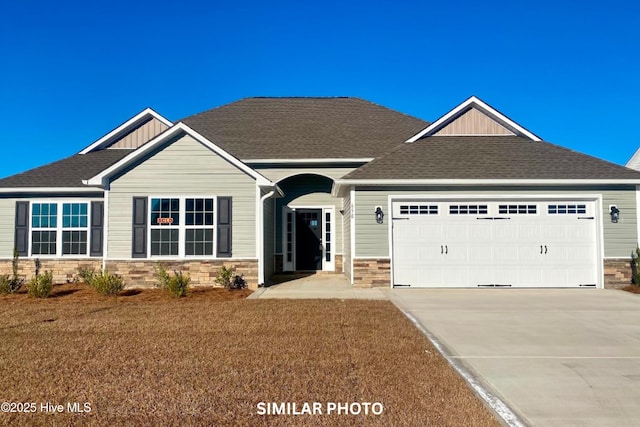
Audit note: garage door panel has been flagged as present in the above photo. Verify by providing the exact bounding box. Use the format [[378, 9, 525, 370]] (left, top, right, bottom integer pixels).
[[392, 199, 599, 288]]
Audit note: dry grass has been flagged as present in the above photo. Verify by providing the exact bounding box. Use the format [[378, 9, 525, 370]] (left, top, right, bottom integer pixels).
[[0, 284, 500, 426]]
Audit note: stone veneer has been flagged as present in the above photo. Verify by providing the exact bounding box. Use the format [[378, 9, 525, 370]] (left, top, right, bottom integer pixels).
[[603, 258, 633, 289], [0, 258, 259, 290], [0, 259, 102, 285], [352, 258, 390, 288]]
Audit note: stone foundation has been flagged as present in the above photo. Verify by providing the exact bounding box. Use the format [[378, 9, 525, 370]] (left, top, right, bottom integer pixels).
[[353, 258, 390, 288], [0, 258, 260, 290], [0, 258, 102, 285], [604, 258, 633, 289], [105, 260, 259, 290]]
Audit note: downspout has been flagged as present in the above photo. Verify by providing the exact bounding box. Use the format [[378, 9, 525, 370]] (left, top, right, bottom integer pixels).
[[258, 189, 276, 285]]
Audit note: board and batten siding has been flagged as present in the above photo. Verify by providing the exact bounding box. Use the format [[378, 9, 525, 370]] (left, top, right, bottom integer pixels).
[[342, 192, 352, 279], [434, 107, 514, 136], [109, 117, 169, 150], [354, 186, 638, 259], [107, 134, 258, 259]]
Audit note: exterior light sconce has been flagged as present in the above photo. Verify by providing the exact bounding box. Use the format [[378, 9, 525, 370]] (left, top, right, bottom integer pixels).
[[375, 206, 384, 224], [610, 205, 620, 223]]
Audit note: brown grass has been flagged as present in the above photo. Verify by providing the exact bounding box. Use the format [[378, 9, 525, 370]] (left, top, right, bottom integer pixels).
[[0, 284, 500, 426]]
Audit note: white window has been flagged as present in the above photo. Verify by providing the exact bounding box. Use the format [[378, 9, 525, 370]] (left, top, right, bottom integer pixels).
[[31, 202, 90, 256], [149, 197, 215, 258]]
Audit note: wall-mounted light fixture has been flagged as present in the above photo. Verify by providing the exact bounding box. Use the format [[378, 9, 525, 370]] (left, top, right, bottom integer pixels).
[[375, 206, 384, 224], [610, 205, 620, 223]]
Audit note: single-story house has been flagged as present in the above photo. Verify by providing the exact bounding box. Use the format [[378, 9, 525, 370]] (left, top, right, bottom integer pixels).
[[1, 96, 639, 289]]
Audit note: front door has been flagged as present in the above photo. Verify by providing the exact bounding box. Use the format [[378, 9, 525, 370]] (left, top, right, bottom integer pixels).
[[295, 209, 323, 270]]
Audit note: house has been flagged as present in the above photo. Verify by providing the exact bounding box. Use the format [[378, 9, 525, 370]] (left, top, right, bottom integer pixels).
[[1, 96, 639, 289]]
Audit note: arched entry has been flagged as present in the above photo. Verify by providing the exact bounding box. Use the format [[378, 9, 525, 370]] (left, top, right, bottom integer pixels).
[[275, 174, 339, 272]]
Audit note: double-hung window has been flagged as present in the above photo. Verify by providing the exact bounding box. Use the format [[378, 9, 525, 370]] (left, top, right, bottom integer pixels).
[[149, 197, 215, 257], [31, 202, 89, 256]]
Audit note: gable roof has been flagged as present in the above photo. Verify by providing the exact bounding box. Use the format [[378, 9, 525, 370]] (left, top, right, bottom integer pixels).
[[79, 108, 173, 154], [340, 136, 640, 182], [626, 148, 640, 171], [84, 122, 276, 188], [180, 97, 429, 160], [406, 96, 541, 142], [0, 149, 133, 190]]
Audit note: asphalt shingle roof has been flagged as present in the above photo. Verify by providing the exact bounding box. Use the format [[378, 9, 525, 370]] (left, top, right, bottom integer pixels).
[[342, 136, 640, 180], [180, 97, 429, 159], [0, 149, 133, 188]]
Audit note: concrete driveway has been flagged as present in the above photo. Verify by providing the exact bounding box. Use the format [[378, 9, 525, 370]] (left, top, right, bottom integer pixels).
[[390, 289, 640, 427]]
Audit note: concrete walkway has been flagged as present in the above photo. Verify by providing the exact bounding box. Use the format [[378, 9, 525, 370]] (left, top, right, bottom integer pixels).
[[248, 274, 387, 300]]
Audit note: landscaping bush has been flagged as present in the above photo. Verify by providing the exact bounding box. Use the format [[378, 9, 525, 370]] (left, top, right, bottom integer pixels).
[[154, 264, 190, 298], [79, 268, 125, 296], [27, 271, 53, 298], [215, 265, 247, 289], [0, 249, 24, 294], [632, 247, 640, 286]]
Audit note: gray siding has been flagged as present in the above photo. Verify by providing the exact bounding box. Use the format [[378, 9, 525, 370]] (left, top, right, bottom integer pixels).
[[0, 198, 18, 258], [289, 192, 343, 256], [108, 134, 257, 259], [263, 194, 275, 281], [354, 185, 638, 259], [342, 192, 352, 279]]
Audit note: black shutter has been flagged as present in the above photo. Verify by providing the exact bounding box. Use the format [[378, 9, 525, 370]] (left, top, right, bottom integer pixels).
[[217, 197, 232, 258], [132, 197, 147, 258], [14, 201, 29, 256], [90, 201, 104, 257]]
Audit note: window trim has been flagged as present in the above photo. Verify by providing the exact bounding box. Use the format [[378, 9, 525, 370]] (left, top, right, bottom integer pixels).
[[147, 195, 217, 259], [28, 199, 96, 258]]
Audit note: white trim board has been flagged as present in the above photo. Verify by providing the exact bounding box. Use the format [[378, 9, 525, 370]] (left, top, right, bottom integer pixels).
[[79, 108, 173, 154]]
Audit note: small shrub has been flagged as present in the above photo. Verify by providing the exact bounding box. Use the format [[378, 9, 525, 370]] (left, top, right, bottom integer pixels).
[[0, 249, 24, 294], [78, 267, 96, 285], [215, 266, 247, 289], [27, 271, 53, 298], [632, 247, 640, 286], [155, 264, 190, 298], [215, 265, 234, 289], [91, 270, 125, 296], [79, 267, 124, 296]]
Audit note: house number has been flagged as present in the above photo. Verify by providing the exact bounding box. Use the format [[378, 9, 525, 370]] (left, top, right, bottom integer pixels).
[[156, 217, 174, 224]]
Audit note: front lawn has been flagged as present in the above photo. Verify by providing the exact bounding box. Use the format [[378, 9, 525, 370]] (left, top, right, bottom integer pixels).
[[0, 285, 499, 426]]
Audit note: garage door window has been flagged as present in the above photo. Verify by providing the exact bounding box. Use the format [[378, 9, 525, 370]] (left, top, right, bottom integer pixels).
[[548, 204, 586, 214], [498, 204, 537, 214], [399, 205, 438, 215], [449, 204, 488, 215]]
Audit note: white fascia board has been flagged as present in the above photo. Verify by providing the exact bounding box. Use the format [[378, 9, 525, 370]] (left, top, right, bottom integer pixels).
[[84, 122, 276, 187], [335, 179, 640, 186], [0, 187, 104, 194], [243, 158, 374, 164], [79, 108, 173, 154], [405, 96, 542, 143]]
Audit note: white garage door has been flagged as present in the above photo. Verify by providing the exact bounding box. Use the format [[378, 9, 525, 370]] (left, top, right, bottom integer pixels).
[[392, 200, 598, 288]]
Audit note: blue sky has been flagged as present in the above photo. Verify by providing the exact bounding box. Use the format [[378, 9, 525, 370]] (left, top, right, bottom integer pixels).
[[1, 0, 638, 178]]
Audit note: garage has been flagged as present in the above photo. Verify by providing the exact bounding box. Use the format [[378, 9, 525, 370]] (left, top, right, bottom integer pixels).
[[391, 199, 599, 288]]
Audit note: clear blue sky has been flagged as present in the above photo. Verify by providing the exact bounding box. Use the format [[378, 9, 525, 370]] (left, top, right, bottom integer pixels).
[[1, 0, 638, 178]]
